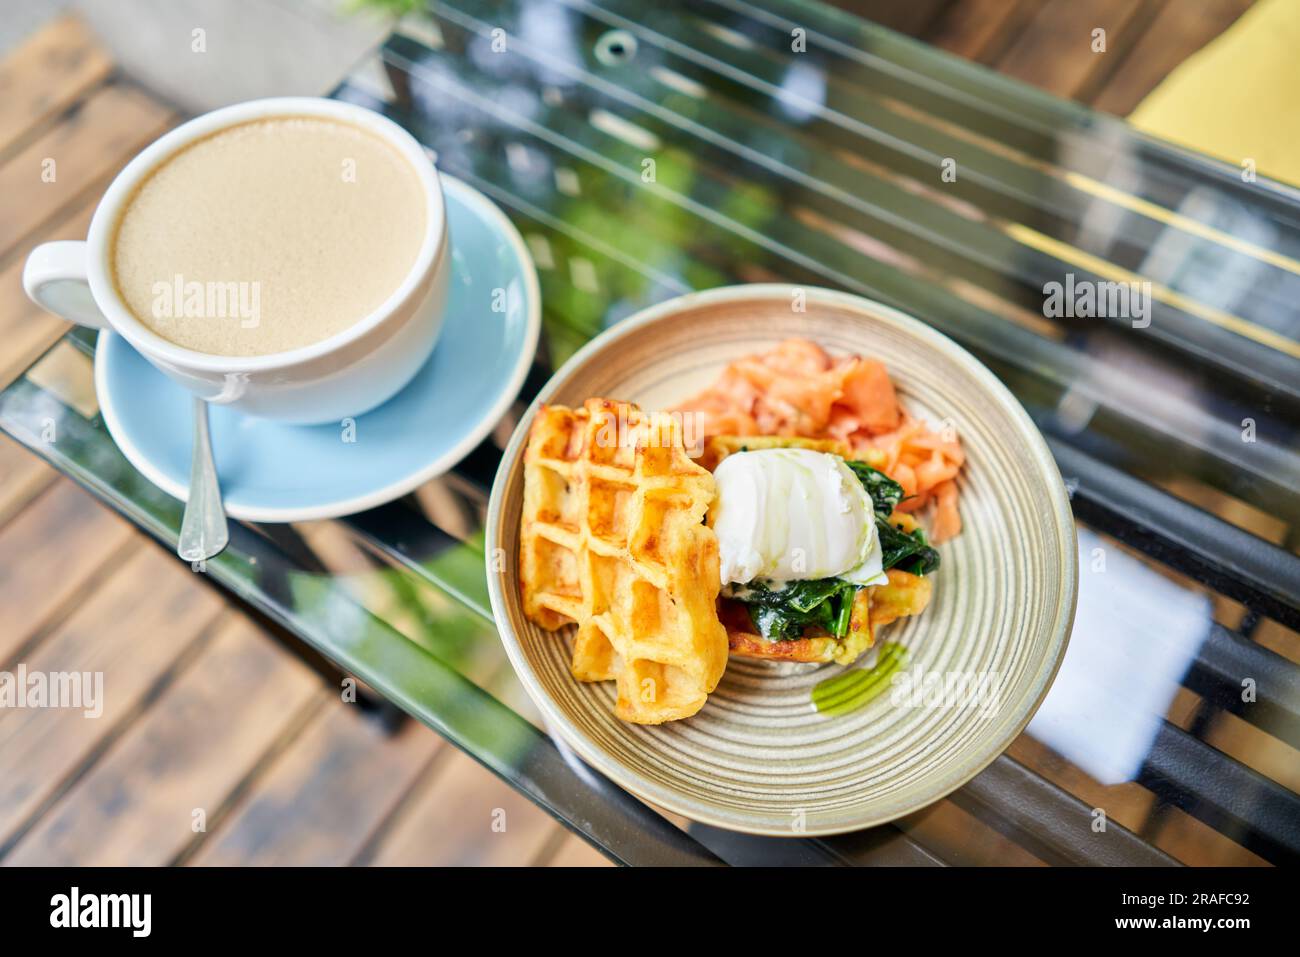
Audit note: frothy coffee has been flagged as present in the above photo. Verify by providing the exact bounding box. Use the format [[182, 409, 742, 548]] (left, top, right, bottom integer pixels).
[[111, 115, 427, 357]]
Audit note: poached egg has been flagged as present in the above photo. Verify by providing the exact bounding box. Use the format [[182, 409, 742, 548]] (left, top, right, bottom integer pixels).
[[710, 448, 887, 588]]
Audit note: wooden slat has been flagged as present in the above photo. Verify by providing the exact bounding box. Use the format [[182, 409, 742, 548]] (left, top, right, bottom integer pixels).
[[829, 0, 956, 38], [1150, 803, 1269, 866], [0, 82, 173, 260], [0, 191, 99, 389], [0, 547, 225, 849], [895, 799, 1044, 866], [1007, 733, 1158, 836], [993, 0, 1156, 99], [1090, 0, 1253, 115], [0, 479, 138, 663], [4, 614, 321, 865], [0, 436, 55, 528], [0, 14, 114, 159], [363, 749, 562, 866], [924, 0, 1039, 63], [1204, 708, 1300, 795], [1254, 617, 1300, 666], [188, 704, 441, 866]]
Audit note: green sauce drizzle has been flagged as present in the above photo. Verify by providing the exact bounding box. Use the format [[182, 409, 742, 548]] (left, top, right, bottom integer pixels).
[[812, 642, 909, 716]]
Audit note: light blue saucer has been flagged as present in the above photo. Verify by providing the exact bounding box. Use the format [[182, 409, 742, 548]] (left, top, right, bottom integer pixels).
[[96, 174, 540, 523]]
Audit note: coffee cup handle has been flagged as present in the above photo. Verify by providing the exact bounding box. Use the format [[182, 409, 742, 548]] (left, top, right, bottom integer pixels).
[[23, 241, 111, 329]]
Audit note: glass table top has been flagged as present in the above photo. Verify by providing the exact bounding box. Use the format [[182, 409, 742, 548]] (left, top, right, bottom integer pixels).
[[2, 0, 1297, 866]]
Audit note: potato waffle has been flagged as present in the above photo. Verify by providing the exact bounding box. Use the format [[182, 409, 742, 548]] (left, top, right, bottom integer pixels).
[[519, 398, 728, 724], [722, 569, 932, 665]]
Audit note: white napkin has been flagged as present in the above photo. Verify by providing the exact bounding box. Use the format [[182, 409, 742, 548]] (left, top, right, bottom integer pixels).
[[1025, 527, 1212, 785]]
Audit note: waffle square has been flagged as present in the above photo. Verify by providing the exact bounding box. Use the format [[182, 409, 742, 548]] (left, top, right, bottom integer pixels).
[[520, 398, 727, 723]]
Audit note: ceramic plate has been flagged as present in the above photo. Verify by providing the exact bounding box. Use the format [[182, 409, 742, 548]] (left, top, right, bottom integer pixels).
[[97, 174, 540, 523], [487, 285, 1077, 836]]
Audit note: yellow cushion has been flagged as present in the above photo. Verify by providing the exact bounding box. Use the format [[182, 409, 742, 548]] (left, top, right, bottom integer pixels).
[[1130, 0, 1300, 185]]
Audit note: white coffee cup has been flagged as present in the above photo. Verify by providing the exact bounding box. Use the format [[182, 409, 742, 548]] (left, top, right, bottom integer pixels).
[[22, 96, 450, 424]]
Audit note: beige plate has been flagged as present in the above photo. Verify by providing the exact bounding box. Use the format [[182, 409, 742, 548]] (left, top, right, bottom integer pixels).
[[486, 285, 1077, 836]]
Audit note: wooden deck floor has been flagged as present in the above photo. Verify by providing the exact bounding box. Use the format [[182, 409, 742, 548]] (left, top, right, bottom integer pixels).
[[0, 4, 1259, 866]]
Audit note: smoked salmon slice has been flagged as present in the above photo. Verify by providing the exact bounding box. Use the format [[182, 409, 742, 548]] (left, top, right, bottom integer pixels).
[[674, 338, 964, 540]]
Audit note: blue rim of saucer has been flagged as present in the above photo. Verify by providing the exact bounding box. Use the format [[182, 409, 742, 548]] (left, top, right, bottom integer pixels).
[[95, 173, 540, 523]]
